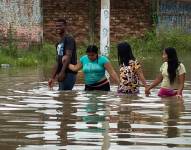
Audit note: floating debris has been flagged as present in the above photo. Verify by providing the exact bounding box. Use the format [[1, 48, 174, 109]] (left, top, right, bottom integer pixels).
[[1, 64, 10, 68]]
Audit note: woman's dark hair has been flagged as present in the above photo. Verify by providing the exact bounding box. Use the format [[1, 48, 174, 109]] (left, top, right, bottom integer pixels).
[[86, 45, 99, 62], [117, 42, 135, 66], [86, 45, 98, 54], [164, 47, 180, 85]]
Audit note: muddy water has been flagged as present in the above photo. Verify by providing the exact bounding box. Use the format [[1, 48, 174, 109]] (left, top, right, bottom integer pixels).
[[0, 56, 191, 150]]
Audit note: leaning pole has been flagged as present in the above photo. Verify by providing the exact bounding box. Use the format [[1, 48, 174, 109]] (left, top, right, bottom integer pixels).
[[100, 0, 110, 57]]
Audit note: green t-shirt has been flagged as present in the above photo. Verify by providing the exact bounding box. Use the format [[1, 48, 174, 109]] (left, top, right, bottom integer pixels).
[[80, 55, 109, 84], [160, 62, 186, 89]]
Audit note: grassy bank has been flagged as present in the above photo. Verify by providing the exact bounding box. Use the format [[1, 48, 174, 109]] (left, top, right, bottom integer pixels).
[[0, 30, 191, 67], [0, 43, 56, 67], [109, 29, 191, 60]]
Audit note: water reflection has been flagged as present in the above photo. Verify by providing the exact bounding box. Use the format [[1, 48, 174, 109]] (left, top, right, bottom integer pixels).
[[0, 66, 191, 150], [163, 98, 184, 147], [116, 97, 135, 146], [55, 92, 78, 145], [82, 94, 106, 125]]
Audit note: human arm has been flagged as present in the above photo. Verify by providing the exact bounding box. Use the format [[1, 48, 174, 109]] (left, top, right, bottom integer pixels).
[[69, 62, 83, 72], [177, 73, 185, 97], [136, 67, 149, 96], [57, 49, 72, 81], [104, 62, 120, 84], [137, 67, 147, 87], [145, 73, 163, 95], [176, 63, 186, 98], [57, 36, 76, 81], [48, 49, 62, 89], [48, 63, 59, 89]]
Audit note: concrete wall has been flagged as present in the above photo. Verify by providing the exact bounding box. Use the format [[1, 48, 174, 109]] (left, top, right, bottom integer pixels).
[[0, 0, 42, 48]]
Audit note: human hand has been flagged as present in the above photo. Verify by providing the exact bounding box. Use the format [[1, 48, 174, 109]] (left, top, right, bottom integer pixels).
[[145, 91, 150, 97], [176, 94, 183, 99], [48, 78, 54, 90], [145, 86, 151, 97], [176, 90, 183, 99]]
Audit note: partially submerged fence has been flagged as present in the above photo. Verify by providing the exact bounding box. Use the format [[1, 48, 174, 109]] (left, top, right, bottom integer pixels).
[[156, 0, 191, 32]]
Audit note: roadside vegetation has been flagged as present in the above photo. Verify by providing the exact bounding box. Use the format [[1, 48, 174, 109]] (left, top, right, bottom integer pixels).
[[0, 29, 191, 67], [109, 29, 191, 61]]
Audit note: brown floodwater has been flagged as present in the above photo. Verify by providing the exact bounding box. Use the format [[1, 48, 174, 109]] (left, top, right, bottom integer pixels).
[[0, 56, 191, 150]]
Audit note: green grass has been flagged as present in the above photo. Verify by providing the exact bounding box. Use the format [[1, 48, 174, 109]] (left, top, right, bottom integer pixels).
[[109, 29, 191, 61], [0, 43, 56, 67], [0, 29, 191, 67]]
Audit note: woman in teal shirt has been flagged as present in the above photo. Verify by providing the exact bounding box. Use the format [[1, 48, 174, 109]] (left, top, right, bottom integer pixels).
[[69, 45, 119, 91]]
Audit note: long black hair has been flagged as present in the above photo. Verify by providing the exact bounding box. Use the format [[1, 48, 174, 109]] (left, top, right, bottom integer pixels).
[[165, 47, 180, 85], [117, 42, 135, 66]]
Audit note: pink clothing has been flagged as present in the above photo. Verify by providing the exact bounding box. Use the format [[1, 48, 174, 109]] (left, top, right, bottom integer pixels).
[[158, 88, 178, 97]]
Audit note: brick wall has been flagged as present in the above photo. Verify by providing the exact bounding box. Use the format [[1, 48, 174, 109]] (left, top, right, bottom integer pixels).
[[43, 0, 151, 44], [110, 0, 151, 41], [0, 0, 151, 47], [43, 0, 90, 43]]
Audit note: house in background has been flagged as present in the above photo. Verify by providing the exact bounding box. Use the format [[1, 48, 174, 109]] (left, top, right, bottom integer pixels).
[[0, 0, 190, 48]]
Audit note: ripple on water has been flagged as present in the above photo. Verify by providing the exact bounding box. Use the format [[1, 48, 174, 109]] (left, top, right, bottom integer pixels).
[[0, 83, 191, 149]]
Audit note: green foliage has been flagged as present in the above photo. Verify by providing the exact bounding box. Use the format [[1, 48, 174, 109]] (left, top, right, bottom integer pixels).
[[109, 29, 191, 62], [0, 42, 56, 67], [77, 45, 87, 59], [16, 56, 38, 67], [0, 29, 191, 67], [1, 24, 18, 58], [0, 54, 15, 65], [37, 43, 56, 64], [157, 29, 191, 53]]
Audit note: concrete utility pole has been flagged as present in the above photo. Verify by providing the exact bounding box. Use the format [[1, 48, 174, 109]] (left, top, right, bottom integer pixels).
[[100, 0, 110, 56], [100, 2, 111, 147]]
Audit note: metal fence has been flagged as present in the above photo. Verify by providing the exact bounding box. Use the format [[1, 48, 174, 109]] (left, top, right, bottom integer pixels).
[[156, 0, 191, 33]]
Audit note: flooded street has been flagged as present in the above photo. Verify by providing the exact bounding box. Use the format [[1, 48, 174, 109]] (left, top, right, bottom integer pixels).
[[0, 57, 191, 150], [1, 0, 191, 149]]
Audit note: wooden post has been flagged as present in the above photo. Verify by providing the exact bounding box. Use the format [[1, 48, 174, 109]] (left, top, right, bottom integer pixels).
[[100, 0, 110, 56]]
